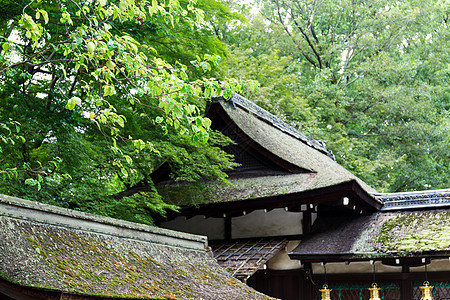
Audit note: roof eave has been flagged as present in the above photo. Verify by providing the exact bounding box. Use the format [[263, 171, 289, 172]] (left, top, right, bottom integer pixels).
[[161, 180, 380, 221], [289, 250, 450, 264]]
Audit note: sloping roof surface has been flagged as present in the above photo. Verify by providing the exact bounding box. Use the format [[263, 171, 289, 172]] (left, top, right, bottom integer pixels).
[[220, 96, 375, 192], [158, 173, 315, 205], [157, 94, 377, 206], [211, 239, 288, 280], [374, 189, 450, 211], [226, 93, 334, 159], [0, 194, 274, 300], [290, 209, 450, 261]]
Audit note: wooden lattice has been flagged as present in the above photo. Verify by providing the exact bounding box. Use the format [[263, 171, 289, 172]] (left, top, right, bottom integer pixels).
[[211, 239, 288, 280], [413, 281, 450, 299]]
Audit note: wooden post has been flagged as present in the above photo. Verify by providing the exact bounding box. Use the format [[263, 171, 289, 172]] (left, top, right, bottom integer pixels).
[[400, 269, 413, 300], [303, 211, 312, 234]]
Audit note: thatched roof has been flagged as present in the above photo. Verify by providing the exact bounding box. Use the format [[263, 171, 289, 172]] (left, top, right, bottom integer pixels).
[[215, 95, 375, 193], [156, 94, 378, 211], [289, 208, 450, 262], [0, 194, 274, 300]]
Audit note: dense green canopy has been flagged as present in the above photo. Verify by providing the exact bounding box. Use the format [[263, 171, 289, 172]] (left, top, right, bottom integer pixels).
[[0, 0, 241, 224], [0, 0, 448, 224], [222, 0, 449, 192]]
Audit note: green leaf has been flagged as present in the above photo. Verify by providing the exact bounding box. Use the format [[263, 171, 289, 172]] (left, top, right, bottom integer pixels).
[[117, 116, 125, 127], [124, 155, 132, 164], [204, 86, 212, 98], [42, 10, 49, 24], [2, 43, 9, 52], [201, 62, 210, 73], [103, 85, 112, 97], [223, 88, 232, 99], [65, 97, 81, 110]]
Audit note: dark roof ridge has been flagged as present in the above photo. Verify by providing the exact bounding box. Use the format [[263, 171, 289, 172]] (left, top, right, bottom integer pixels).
[[0, 194, 206, 250], [210, 94, 336, 160], [372, 189, 450, 211], [373, 188, 450, 197]]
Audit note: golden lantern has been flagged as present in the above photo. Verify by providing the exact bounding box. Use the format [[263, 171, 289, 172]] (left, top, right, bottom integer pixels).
[[319, 284, 331, 300], [368, 283, 381, 300], [420, 281, 434, 300]]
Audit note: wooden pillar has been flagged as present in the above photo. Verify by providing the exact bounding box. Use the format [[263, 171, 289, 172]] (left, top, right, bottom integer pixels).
[[302, 211, 312, 234], [400, 268, 413, 300], [302, 262, 314, 300]]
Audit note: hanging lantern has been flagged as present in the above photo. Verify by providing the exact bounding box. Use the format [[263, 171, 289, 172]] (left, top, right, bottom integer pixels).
[[420, 281, 434, 300], [319, 284, 331, 300], [368, 283, 381, 300]]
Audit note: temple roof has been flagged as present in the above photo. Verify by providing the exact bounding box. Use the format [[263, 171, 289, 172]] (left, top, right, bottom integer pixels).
[[289, 209, 450, 263], [0, 194, 274, 300], [156, 94, 380, 215]]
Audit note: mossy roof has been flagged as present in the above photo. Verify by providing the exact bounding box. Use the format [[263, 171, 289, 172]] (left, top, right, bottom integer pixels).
[[157, 95, 377, 207], [0, 194, 274, 300], [289, 209, 450, 261], [158, 173, 314, 205]]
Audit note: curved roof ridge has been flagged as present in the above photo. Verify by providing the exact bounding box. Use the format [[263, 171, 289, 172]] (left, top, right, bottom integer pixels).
[[212, 94, 335, 160], [373, 189, 450, 211], [373, 188, 450, 197]]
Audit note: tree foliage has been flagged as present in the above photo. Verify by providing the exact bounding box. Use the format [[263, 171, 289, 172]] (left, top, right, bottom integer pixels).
[[222, 0, 449, 192], [0, 0, 242, 223]]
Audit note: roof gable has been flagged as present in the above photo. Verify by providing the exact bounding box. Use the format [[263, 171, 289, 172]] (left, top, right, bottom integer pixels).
[[207, 101, 306, 176], [213, 94, 334, 159]]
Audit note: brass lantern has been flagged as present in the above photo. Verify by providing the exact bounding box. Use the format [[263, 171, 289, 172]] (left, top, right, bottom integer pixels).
[[319, 284, 331, 300], [420, 281, 434, 300], [368, 283, 381, 300]]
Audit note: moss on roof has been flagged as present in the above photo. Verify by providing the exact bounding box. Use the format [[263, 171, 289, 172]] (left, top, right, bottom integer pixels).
[[158, 173, 313, 205], [373, 210, 450, 253], [291, 210, 450, 260], [0, 195, 274, 299]]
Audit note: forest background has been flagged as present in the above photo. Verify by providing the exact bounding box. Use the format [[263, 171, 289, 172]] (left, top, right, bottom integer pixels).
[[0, 0, 448, 224]]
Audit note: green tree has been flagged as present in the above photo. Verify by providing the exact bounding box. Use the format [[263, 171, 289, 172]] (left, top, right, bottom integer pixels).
[[0, 0, 241, 223], [223, 0, 449, 192]]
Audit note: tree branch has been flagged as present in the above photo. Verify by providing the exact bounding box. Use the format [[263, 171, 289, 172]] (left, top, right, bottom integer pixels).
[[46, 72, 59, 111], [289, 2, 322, 68], [110, 178, 153, 199], [272, 0, 318, 68]]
